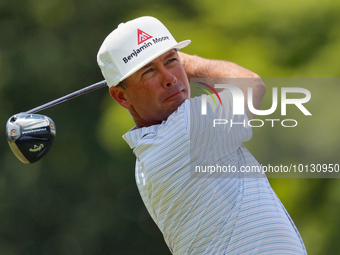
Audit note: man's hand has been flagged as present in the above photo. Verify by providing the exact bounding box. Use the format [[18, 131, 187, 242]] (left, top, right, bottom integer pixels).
[[178, 51, 266, 120]]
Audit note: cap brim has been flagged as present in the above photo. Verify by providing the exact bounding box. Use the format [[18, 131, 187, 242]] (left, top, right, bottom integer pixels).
[[117, 40, 191, 84]]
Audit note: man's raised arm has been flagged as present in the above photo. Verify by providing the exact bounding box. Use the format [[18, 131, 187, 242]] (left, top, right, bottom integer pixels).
[[178, 52, 266, 120]]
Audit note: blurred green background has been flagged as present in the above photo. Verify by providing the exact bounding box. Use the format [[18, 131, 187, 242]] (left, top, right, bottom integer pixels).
[[1, 0, 340, 254]]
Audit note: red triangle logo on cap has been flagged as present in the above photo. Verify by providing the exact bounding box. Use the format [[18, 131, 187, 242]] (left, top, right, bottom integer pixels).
[[137, 29, 152, 45]]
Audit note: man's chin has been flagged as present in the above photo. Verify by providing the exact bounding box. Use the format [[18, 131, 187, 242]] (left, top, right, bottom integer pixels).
[[165, 99, 186, 119]]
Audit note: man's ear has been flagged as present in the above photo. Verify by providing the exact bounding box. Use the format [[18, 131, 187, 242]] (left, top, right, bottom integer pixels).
[[109, 86, 131, 109]]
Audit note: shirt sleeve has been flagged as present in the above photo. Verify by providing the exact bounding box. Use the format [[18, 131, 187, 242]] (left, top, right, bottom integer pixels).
[[188, 90, 253, 156]]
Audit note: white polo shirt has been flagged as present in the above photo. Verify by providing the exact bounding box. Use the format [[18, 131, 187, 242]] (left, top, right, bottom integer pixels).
[[123, 90, 306, 254]]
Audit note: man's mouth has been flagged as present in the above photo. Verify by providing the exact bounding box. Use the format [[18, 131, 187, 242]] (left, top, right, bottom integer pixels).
[[164, 89, 184, 102]]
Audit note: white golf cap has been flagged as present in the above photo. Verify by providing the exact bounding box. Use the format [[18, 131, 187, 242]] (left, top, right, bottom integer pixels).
[[97, 16, 191, 87]]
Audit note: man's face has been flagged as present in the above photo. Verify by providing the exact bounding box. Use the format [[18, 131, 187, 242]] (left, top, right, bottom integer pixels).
[[117, 49, 190, 127]]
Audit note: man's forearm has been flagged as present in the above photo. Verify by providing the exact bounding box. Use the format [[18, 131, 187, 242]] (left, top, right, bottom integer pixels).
[[178, 51, 266, 119], [178, 52, 259, 79]]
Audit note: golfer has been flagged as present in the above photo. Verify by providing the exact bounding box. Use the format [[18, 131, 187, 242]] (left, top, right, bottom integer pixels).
[[97, 16, 307, 254]]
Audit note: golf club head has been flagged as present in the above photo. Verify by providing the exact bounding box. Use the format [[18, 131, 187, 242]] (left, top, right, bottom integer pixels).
[[6, 113, 56, 164]]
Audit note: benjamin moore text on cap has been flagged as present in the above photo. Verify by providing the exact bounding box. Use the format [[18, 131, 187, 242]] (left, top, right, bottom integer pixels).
[[97, 16, 191, 87]]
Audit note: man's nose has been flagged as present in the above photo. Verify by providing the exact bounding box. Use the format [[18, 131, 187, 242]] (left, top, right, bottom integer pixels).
[[160, 66, 177, 87]]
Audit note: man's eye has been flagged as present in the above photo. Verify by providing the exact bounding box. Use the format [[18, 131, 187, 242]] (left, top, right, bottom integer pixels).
[[143, 69, 153, 75], [167, 58, 176, 64]]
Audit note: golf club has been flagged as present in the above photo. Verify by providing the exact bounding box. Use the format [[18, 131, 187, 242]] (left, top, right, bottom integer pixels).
[[6, 80, 107, 164]]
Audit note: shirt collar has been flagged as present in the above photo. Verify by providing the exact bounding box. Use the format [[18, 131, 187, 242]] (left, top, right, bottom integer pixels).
[[122, 125, 159, 149]]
